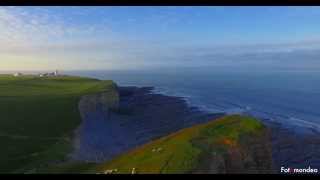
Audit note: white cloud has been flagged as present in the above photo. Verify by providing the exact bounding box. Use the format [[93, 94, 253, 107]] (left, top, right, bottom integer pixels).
[[0, 7, 137, 70], [0, 7, 68, 49]]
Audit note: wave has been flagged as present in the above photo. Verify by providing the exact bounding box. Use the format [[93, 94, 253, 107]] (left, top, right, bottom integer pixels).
[[287, 117, 320, 132], [152, 86, 254, 114], [151, 86, 226, 113], [225, 106, 252, 115], [151, 86, 320, 134], [245, 108, 320, 134]]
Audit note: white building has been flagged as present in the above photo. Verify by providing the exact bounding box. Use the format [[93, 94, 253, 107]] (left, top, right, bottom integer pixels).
[[54, 70, 59, 76], [39, 70, 60, 77], [13, 72, 22, 77]]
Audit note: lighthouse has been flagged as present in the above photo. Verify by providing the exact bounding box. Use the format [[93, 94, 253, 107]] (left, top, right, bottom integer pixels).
[[54, 70, 59, 76]]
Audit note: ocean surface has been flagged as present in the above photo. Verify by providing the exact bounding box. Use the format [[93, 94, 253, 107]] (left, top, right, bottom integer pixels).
[[66, 67, 320, 133]]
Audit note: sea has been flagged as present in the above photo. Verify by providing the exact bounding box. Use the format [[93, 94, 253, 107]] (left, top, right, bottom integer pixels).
[[66, 67, 320, 134]]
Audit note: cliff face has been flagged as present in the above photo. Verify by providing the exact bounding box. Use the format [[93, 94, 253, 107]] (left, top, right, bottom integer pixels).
[[236, 129, 273, 173], [190, 115, 274, 174], [71, 86, 120, 162], [78, 81, 119, 116], [78, 91, 119, 120], [193, 127, 274, 174]]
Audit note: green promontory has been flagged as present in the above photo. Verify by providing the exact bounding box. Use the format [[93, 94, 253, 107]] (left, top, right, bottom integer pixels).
[[0, 75, 118, 173], [94, 115, 273, 174]]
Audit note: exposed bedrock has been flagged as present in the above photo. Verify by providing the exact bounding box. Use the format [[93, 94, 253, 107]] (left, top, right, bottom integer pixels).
[[192, 129, 274, 174]]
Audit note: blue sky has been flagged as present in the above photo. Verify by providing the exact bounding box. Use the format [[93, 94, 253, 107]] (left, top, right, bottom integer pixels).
[[1, 6, 320, 71]]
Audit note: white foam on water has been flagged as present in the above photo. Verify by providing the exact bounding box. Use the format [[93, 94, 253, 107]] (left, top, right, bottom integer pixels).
[[151, 86, 223, 113], [287, 117, 320, 132], [150, 85, 320, 134]]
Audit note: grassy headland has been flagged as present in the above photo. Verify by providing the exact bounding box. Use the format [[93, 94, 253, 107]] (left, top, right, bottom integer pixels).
[[93, 115, 273, 174], [0, 75, 118, 173]]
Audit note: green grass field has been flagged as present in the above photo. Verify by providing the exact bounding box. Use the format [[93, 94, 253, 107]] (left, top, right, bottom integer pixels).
[[92, 115, 266, 174], [0, 75, 118, 173]]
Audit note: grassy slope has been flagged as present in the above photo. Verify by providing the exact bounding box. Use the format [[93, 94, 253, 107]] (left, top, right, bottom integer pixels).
[[0, 75, 118, 173], [91, 115, 266, 174]]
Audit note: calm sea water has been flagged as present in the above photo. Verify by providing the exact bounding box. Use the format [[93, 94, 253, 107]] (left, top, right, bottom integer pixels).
[[67, 67, 320, 132]]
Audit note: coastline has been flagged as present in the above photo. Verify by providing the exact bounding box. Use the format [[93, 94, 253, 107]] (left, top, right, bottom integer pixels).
[[150, 85, 320, 170], [70, 84, 320, 172], [71, 86, 224, 163]]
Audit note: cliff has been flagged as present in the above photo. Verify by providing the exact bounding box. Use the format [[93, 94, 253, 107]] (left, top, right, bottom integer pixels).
[[71, 86, 222, 163], [32, 83, 276, 174], [95, 115, 274, 174]]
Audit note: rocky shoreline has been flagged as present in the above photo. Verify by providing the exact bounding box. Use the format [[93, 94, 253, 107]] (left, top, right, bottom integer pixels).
[[71, 85, 320, 173]]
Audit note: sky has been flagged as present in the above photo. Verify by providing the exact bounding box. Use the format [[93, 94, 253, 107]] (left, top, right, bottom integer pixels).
[[1, 6, 320, 71]]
